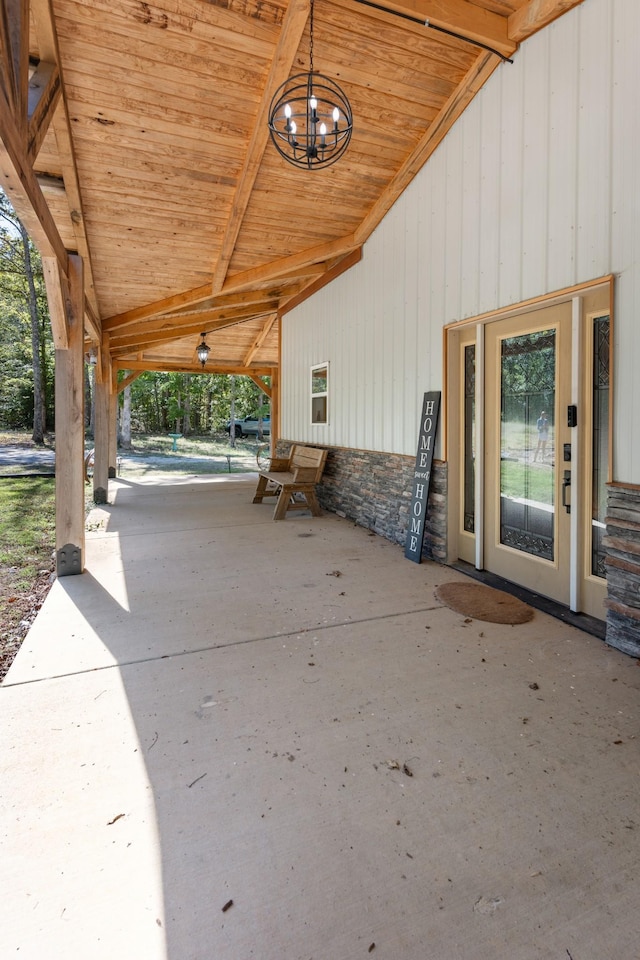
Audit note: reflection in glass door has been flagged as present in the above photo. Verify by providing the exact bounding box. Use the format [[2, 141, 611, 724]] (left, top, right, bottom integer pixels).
[[451, 284, 612, 619], [591, 315, 610, 579], [499, 329, 556, 561], [484, 304, 572, 606]]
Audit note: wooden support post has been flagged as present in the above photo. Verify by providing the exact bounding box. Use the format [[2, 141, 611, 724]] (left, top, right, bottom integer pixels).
[[109, 388, 118, 477], [270, 360, 280, 457], [54, 254, 84, 576], [93, 333, 111, 502], [93, 378, 109, 503]]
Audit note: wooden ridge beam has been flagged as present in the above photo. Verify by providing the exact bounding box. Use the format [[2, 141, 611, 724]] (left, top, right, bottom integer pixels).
[[509, 0, 585, 43], [211, 0, 309, 293]]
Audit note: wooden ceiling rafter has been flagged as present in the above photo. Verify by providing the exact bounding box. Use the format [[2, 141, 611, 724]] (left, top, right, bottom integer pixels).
[[110, 309, 278, 355], [243, 314, 278, 366], [110, 320, 275, 357], [210, 0, 310, 295], [116, 359, 276, 376]]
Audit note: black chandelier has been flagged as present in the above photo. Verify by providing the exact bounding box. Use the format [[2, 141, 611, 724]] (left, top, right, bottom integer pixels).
[[196, 333, 210, 368], [267, 0, 353, 169]]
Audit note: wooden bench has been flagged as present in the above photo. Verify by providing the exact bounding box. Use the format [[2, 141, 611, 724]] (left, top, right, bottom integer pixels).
[[252, 444, 328, 520]]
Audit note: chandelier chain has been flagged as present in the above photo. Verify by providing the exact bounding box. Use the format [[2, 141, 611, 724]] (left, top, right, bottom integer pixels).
[[309, 0, 314, 74]]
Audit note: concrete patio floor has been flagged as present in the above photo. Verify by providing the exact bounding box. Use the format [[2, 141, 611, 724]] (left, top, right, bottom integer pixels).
[[1, 474, 639, 960]]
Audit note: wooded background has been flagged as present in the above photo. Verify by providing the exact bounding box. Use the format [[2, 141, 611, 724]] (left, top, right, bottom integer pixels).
[[0, 191, 269, 443]]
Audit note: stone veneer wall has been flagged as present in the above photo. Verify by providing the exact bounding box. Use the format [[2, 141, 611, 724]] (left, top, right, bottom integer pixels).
[[276, 441, 447, 562], [605, 484, 640, 658]]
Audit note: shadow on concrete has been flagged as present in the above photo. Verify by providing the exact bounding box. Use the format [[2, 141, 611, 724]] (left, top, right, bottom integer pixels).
[[3, 475, 640, 959]]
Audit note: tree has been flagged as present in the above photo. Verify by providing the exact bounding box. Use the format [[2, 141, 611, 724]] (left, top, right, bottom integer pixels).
[[0, 190, 51, 442]]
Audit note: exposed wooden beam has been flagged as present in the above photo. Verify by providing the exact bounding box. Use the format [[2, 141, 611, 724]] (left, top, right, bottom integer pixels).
[[54, 253, 85, 575], [116, 370, 142, 394], [109, 300, 279, 346], [27, 59, 60, 162], [84, 298, 101, 342], [248, 374, 273, 399], [220, 234, 359, 297], [31, 0, 100, 323], [211, 0, 309, 293], [0, 0, 29, 126], [279, 249, 362, 315], [509, 0, 584, 43], [137, 287, 287, 324], [104, 264, 329, 333], [244, 314, 277, 366], [0, 89, 69, 266], [42, 256, 68, 348], [96, 331, 110, 386], [369, 0, 515, 57], [103, 282, 214, 331], [116, 359, 276, 376], [110, 312, 275, 354], [354, 50, 499, 245]]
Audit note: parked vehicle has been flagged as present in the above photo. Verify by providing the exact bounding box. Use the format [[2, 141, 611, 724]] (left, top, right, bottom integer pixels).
[[225, 415, 271, 438]]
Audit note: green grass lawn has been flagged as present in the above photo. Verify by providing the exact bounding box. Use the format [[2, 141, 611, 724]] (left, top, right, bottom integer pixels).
[[500, 459, 554, 504], [0, 431, 269, 678], [0, 476, 56, 680], [113, 433, 265, 477]]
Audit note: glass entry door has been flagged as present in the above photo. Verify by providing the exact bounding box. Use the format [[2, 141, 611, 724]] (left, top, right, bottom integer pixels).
[[484, 304, 573, 605]]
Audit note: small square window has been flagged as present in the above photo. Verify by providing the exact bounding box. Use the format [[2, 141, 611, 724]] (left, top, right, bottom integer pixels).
[[311, 363, 328, 425]]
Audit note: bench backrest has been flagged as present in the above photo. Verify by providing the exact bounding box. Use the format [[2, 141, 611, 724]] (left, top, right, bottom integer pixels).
[[290, 444, 328, 483]]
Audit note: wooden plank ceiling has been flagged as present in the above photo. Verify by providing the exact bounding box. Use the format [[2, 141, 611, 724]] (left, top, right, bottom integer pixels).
[[3, 0, 584, 377]]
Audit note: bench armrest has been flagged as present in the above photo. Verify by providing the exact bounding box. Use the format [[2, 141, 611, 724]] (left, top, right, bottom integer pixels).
[[267, 456, 291, 471], [292, 466, 318, 483]]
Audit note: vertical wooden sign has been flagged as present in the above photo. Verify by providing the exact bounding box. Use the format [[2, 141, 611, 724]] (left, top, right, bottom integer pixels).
[[405, 391, 441, 563]]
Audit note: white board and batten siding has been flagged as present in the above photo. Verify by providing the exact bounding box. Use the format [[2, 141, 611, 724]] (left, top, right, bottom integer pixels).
[[281, 0, 640, 484]]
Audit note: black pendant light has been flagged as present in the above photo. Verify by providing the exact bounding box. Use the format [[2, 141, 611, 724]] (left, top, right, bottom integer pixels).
[[268, 0, 353, 169], [196, 333, 210, 368]]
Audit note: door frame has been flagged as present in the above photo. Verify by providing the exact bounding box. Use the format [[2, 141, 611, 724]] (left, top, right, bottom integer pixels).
[[445, 276, 614, 618]]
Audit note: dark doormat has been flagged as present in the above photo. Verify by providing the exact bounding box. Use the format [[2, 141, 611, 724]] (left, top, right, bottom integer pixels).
[[435, 581, 535, 624]]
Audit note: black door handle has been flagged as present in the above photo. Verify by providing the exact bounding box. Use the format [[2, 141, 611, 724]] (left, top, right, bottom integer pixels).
[[562, 470, 571, 514]]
